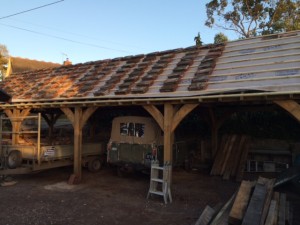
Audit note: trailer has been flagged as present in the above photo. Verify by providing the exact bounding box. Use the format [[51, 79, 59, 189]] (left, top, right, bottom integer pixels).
[[0, 113, 105, 175]]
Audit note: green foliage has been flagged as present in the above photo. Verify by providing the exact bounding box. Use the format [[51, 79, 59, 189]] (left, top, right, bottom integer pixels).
[[261, 0, 300, 35], [194, 32, 203, 46], [0, 44, 9, 80], [205, 0, 300, 38], [214, 32, 229, 43]]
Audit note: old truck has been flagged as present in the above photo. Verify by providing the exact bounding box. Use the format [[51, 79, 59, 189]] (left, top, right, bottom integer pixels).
[[107, 116, 163, 174], [0, 113, 105, 175]]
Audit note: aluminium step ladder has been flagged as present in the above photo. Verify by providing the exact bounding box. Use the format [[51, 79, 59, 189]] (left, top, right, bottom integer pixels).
[[147, 161, 172, 204]]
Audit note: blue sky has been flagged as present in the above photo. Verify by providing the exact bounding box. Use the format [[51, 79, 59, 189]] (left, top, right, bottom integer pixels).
[[1, 0, 238, 64]]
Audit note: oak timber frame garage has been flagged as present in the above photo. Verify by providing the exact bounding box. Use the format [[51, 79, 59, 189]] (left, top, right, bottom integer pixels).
[[0, 30, 300, 186]]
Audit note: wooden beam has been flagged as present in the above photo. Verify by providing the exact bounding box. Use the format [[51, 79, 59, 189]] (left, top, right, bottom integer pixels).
[[264, 200, 278, 225], [229, 181, 255, 225], [4, 108, 31, 121], [3, 109, 13, 118], [42, 113, 61, 144], [274, 100, 300, 122], [241, 183, 267, 225], [210, 193, 236, 225], [19, 108, 31, 117], [278, 193, 286, 225], [171, 104, 198, 132], [258, 177, 275, 225], [41, 113, 61, 126], [61, 107, 75, 125], [195, 205, 215, 225], [235, 139, 250, 182], [4, 109, 31, 144], [81, 107, 98, 127], [143, 105, 164, 130]]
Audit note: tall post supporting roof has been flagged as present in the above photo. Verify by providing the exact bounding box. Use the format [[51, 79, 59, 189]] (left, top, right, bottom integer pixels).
[[61, 106, 98, 184]]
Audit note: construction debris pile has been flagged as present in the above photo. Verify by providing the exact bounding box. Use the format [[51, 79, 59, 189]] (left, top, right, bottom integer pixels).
[[194, 177, 293, 225]]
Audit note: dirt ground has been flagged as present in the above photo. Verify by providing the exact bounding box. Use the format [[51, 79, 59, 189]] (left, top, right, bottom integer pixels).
[[0, 166, 299, 225]]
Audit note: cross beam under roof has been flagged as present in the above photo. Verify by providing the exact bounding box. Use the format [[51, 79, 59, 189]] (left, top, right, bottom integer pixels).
[[0, 91, 299, 109]]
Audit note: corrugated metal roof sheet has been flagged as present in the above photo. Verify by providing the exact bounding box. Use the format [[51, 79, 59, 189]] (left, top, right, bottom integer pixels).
[[0, 30, 299, 104]]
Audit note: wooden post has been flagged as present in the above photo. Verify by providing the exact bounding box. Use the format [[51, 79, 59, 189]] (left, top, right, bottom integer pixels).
[[144, 103, 198, 191], [61, 107, 98, 184], [4, 109, 31, 145], [42, 113, 61, 145], [73, 107, 83, 178], [164, 104, 174, 163], [144, 104, 198, 168]]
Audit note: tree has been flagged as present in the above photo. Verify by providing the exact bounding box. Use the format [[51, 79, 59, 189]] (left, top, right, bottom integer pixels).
[[205, 0, 300, 38], [263, 0, 300, 35], [0, 44, 9, 79], [194, 32, 203, 46], [214, 32, 229, 44]]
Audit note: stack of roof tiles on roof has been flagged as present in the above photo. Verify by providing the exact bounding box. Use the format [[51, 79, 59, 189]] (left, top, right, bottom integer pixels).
[[0, 30, 299, 103]]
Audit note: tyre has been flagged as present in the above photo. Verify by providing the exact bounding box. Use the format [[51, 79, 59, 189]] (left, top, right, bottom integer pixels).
[[7, 150, 22, 169], [87, 158, 102, 172]]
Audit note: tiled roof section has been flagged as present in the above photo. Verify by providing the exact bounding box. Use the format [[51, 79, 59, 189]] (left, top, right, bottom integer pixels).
[[9, 57, 60, 73], [115, 54, 157, 95], [160, 49, 200, 92], [131, 51, 177, 94], [0, 30, 299, 103], [95, 55, 144, 96], [188, 45, 224, 91]]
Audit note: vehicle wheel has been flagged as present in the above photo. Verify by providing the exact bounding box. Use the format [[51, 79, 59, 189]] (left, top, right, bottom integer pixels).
[[7, 150, 22, 169], [88, 158, 102, 172]]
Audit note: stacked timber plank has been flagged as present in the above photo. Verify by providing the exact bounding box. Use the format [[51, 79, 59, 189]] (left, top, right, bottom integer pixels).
[[210, 135, 250, 181], [194, 177, 293, 225]]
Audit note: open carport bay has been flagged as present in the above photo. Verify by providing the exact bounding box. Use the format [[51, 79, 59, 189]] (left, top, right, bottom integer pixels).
[[1, 167, 299, 225], [0, 167, 239, 225]]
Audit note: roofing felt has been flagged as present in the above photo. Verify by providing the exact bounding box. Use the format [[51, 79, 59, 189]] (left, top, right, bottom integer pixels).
[[0, 30, 300, 104]]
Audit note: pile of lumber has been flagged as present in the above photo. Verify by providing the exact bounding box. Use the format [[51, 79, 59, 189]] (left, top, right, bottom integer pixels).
[[210, 135, 250, 181], [195, 177, 293, 225]]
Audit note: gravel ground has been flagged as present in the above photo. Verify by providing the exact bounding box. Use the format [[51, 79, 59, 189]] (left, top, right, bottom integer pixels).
[[0, 166, 298, 225]]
